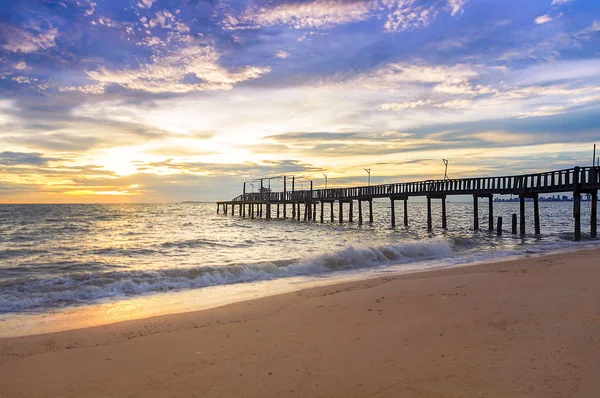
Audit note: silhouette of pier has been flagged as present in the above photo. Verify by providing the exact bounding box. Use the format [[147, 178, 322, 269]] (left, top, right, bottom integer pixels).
[[217, 166, 599, 241]]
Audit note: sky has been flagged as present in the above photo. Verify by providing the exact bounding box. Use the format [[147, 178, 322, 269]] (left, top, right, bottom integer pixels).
[[0, 0, 599, 203]]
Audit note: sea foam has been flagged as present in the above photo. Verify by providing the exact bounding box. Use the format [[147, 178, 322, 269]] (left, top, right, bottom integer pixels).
[[0, 239, 453, 312]]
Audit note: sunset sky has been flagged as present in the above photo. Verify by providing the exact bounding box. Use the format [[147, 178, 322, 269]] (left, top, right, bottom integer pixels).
[[1, 0, 599, 203]]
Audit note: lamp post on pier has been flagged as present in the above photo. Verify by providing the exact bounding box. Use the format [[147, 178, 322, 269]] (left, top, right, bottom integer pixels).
[[364, 168, 371, 186], [443, 159, 449, 180]]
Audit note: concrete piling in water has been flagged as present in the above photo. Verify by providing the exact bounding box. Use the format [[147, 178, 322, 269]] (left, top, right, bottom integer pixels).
[[488, 196, 493, 231], [519, 196, 525, 235], [330, 201, 334, 223], [427, 196, 432, 231], [349, 201, 353, 223], [320, 202, 324, 223], [533, 195, 540, 234], [441, 197, 447, 229], [592, 190, 598, 238], [574, 191, 581, 241], [358, 200, 363, 225], [473, 195, 479, 231]]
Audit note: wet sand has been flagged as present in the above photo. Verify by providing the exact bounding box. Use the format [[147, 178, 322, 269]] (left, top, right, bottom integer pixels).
[[2, 248, 600, 397]]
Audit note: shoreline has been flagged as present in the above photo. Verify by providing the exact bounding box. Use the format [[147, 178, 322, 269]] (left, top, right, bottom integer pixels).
[[2, 247, 600, 396], [1, 241, 598, 338]]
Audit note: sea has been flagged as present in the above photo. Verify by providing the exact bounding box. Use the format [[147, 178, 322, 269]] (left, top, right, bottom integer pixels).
[[0, 201, 597, 336]]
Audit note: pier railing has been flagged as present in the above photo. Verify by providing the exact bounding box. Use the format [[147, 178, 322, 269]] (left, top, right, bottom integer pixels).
[[232, 166, 600, 203]]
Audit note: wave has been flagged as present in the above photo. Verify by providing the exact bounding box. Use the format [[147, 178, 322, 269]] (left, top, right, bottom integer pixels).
[[0, 248, 49, 259], [159, 238, 253, 249], [0, 240, 453, 312]]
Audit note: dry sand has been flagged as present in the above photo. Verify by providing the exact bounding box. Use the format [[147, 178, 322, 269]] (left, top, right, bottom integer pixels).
[[2, 248, 600, 397]]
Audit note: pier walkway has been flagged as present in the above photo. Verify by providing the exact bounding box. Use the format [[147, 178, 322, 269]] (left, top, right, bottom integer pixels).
[[217, 166, 599, 241]]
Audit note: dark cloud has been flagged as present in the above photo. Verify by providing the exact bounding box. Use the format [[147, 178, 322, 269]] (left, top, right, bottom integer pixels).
[[136, 158, 322, 177], [0, 151, 55, 166], [266, 132, 357, 142]]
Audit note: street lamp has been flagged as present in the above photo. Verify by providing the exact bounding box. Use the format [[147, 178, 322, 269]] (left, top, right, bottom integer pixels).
[[364, 168, 371, 186], [442, 159, 449, 180], [323, 173, 328, 189]]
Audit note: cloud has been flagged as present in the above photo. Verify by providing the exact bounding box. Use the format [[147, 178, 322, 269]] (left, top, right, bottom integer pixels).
[[266, 132, 357, 142], [515, 105, 572, 119], [1, 26, 58, 53], [81, 0, 97, 16], [379, 100, 431, 111], [137, 0, 155, 9], [353, 62, 479, 90], [383, 0, 437, 32], [383, 0, 469, 32], [227, 0, 374, 30], [447, 0, 467, 16], [534, 13, 562, 25], [0, 151, 55, 166], [61, 46, 271, 94], [551, 0, 574, 5], [13, 61, 27, 70], [225, 0, 468, 32], [275, 50, 290, 59]]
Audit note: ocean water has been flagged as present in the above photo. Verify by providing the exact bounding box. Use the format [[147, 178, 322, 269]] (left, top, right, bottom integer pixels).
[[0, 201, 597, 316]]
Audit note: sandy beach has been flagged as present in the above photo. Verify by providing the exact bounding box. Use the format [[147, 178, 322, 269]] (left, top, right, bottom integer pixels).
[[2, 248, 600, 397]]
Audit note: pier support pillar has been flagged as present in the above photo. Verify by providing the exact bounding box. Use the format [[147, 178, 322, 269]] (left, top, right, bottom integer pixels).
[[320, 202, 324, 223], [390, 198, 396, 228], [519, 196, 525, 235], [242, 202, 245, 218], [473, 195, 479, 231], [349, 200, 353, 223], [239, 203, 242, 217], [512, 213, 517, 234], [217, 204, 220, 214], [225, 203, 228, 215], [497, 217, 503, 236], [358, 200, 363, 225], [592, 190, 598, 238], [297, 202, 301, 221], [339, 201, 344, 224], [304, 203, 309, 222], [533, 194, 540, 235], [313, 202, 317, 221], [427, 196, 432, 231], [277, 204, 280, 219], [574, 191, 581, 241], [404, 199, 408, 226], [266, 204, 271, 220], [283, 203, 286, 219], [292, 202, 296, 220], [330, 201, 334, 222], [442, 197, 447, 229], [488, 196, 493, 231], [368, 199, 373, 223]]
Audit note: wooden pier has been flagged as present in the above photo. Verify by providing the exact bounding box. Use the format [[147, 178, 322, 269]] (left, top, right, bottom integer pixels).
[[217, 166, 599, 241]]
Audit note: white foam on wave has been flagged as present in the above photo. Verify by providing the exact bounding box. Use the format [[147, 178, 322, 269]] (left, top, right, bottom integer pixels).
[[0, 239, 454, 312]]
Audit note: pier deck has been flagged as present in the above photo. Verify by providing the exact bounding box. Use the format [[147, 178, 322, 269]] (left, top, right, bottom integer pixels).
[[217, 166, 599, 241]]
